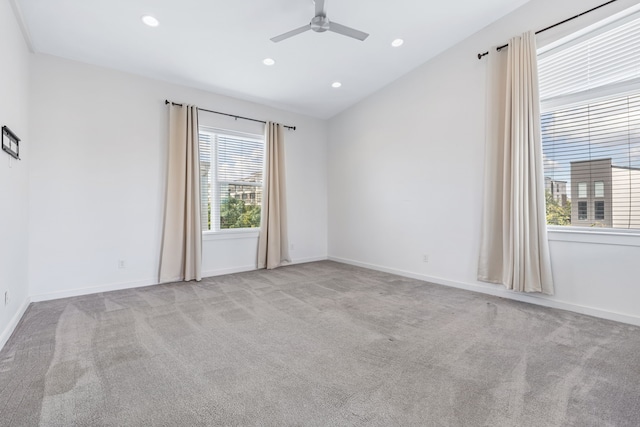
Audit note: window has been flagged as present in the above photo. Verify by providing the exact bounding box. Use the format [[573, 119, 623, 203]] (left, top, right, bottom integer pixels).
[[199, 128, 265, 232], [539, 11, 640, 230], [595, 201, 605, 220], [578, 182, 587, 198], [594, 181, 605, 198], [578, 201, 588, 220]]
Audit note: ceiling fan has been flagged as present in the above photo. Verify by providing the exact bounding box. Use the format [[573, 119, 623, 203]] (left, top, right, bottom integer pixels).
[[271, 0, 369, 43]]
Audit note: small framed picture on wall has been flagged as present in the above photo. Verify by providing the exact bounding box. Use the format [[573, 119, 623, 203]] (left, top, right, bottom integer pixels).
[[2, 126, 20, 160]]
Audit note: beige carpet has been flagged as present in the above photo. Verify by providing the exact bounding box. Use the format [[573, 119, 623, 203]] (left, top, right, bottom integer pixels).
[[1, 261, 639, 426]]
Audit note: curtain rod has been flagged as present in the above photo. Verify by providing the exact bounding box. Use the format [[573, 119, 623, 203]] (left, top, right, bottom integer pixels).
[[164, 100, 296, 131], [476, 0, 618, 59]]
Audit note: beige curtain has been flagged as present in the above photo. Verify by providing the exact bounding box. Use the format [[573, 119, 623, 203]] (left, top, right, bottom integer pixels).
[[478, 31, 554, 294], [159, 104, 202, 283], [257, 122, 290, 269]]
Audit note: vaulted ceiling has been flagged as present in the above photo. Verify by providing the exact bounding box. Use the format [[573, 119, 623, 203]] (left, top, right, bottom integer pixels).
[[14, 0, 529, 118]]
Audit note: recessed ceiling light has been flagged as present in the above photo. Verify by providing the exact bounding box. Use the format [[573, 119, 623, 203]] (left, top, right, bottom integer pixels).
[[263, 58, 275, 66], [391, 38, 404, 47], [142, 15, 159, 27], [331, 82, 342, 88]]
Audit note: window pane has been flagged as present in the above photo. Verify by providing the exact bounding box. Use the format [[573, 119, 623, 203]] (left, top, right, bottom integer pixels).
[[578, 201, 588, 220], [219, 184, 262, 229], [595, 201, 605, 220], [217, 134, 264, 230], [542, 95, 640, 229], [199, 129, 264, 232], [578, 182, 587, 198], [540, 12, 640, 230], [594, 181, 604, 198]]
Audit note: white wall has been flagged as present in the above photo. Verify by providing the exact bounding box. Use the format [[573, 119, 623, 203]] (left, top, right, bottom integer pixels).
[[0, 0, 31, 348], [7, 0, 639, 349], [28, 54, 327, 300], [328, 0, 640, 325]]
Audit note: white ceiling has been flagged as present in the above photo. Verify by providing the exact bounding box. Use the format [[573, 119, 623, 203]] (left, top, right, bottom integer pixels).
[[14, 0, 529, 119]]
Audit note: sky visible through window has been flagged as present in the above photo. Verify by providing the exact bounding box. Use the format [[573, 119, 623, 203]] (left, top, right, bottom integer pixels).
[[217, 135, 264, 183]]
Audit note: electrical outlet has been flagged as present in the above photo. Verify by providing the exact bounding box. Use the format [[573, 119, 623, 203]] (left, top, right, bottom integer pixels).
[[118, 260, 126, 269], [423, 254, 429, 263], [4, 291, 9, 306]]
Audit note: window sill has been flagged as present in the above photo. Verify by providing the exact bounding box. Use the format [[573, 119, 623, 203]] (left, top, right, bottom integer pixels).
[[203, 229, 260, 241], [548, 226, 640, 247]]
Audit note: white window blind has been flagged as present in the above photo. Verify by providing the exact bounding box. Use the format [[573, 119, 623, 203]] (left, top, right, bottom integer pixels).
[[539, 12, 640, 230], [538, 14, 640, 102], [199, 129, 264, 232]]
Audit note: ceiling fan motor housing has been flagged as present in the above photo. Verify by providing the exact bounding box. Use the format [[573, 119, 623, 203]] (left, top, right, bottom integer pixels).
[[310, 15, 330, 32]]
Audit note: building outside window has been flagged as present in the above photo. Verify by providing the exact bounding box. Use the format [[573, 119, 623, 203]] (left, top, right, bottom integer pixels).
[[570, 159, 613, 227]]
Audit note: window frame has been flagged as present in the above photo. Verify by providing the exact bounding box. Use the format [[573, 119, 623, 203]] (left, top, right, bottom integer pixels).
[[539, 8, 640, 244], [199, 127, 265, 236]]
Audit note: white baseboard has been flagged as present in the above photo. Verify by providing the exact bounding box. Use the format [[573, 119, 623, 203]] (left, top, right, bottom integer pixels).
[[290, 255, 329, 264], [202, 265, 258, 278], [30, 278, 158, 303], [30, 255, 330, 303], [9, 254, 635, 352], [329, 256, 640, 327], [0, 296, 31, 352], [202, 256, 329, 278]]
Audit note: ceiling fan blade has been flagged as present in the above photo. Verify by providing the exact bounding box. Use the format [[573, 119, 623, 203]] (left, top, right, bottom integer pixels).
[[328, 22, 369, 41], [314, 0, 326, 16], [271, 25, 311, 43]]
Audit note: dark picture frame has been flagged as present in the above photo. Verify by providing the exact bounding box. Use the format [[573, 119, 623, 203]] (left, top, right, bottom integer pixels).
[[2, 126, 20, 160]]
